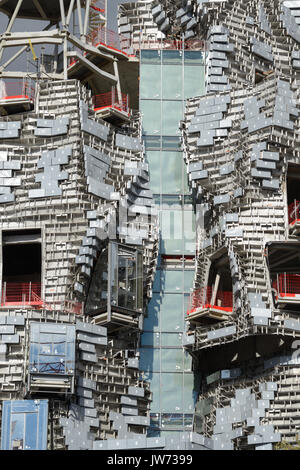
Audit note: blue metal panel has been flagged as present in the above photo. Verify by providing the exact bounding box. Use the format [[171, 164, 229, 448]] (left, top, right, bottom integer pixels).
[[1, 400, 48, 450]]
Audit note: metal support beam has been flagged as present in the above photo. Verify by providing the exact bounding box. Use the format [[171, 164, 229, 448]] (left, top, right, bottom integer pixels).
[[68, 33, 114, 61], [83, 0, 91, 38], [0, 0, 23, 62], [210, 273, 220, 306], [62, 35, 66, 79], [0, 45, 27, 72], [76, 0, 84, 38], [32, 0, 48, 20], [67, 51, 118, 84], [6, 0, 23, 34], [0, 71, 63, 80], [59, 0, 66, 28], [1, 38, 62, 47], [113, 60, 123, 105], [66, 0, 76, 28]]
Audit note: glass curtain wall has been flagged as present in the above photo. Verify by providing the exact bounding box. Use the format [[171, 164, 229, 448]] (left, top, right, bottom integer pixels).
[[139, 48, 205, 436]]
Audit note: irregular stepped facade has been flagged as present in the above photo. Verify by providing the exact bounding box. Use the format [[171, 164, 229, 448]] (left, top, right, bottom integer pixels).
[[148, 0, 300, 449]]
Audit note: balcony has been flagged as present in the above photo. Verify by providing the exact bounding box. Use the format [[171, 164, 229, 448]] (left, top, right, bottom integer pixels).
[[0, 282, 83, 314], [0, 80, 35, 115], [93, 88, 130, 123], [187, 287, 233, 323], [1, 282, 43, 307], [273, 273, 300, 305], [88, 26, 134, 57]]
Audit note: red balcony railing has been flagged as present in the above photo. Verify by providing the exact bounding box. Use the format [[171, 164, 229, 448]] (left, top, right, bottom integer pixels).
[[88, 26, 132, 55], [0, 282, 84, 314], [1, 282, 42, 307], [93, 88, 129, 114], [273, 273, 300, 299], [288, 200, 300, 226], [0, 80, 35, 103], [187, 287, 233, 315]]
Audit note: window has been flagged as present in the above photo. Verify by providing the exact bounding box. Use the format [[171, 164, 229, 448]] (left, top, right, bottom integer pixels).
[[86, 243, 143, 316], [161, 151, 184, 195], [1, 400, 48, 450], [140, 100, 161, 135], [162, 64, 182, 100], [140, 64, 161, 99], [161, 373, 183, 413], [2, 229, 42, 306], [161, 101, 183, 136], [29, 323, 76, 377], [111, 243, 143, 312]]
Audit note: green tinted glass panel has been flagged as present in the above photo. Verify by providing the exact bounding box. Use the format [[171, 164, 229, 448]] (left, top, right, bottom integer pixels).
[[140, 64, 161, 99], [140, 347, 160, 372], [184, 210, 196, 254], [160, 210, 183, 254], [184, 51, 204, 64], [162, 50, 182, 64], [162, 136, 181, 150], [160, 373, 183, 412], [152, 269, 161, 292], [161, 333, 183, 347], [141, 50, 161, 64], [143, 294, 160, 332], [184, 270, 194, 292], [160, 293, 183, 332], [183, 349, 192, 371], [184, 65, 205, 99], [161, 152, 183, 194], [161, 195, 182, 207], [146, 151, 161, 194], [161, 270, 183, 292], [144, 136, 161, 150], [140, 100, 161, 135], [162, 101, 183, 136], [162, 65, 182, 100], [148, 373, 160, 412], [141, 332, 160, 347], [161, 349, 183, 372]]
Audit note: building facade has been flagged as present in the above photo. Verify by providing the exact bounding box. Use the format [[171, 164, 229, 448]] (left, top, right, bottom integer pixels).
[[150, 0, 300, 450], [0, 0, 300, 452]]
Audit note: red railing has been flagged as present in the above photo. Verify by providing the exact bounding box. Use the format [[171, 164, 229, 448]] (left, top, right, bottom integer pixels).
[[88, 26, 132, 55], [273, 273, 300, 298], [90, 0, 105, 14], [0, 282, 84, 314], [93, 88, 129, 114], [1, 282, 42, 306], [0, 80, 35, 102], [187, 287, 233, 315], [288, 200, 300, 226]]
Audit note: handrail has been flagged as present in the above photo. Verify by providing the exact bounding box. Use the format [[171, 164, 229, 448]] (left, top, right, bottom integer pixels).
[[0, 79, 35, 102], [288, 200, 300, 225], [1, 282, 83, 314], [273, 273, 300, 298], [187, 287, 233, 315], [93, 88, 129, 114]]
